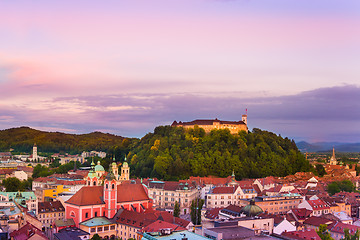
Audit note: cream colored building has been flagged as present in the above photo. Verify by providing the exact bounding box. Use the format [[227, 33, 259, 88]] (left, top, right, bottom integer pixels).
[[37, 201, 65, 227], [146, 181, 199, 214], [206, 186, 245, 209]]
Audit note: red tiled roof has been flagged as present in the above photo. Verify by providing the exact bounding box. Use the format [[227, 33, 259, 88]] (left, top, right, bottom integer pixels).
[[172, 119, 245, 126], [38, 201, 64, 213], [0, 168, 15, 175], [116, 209, 190, 229], [189, 176, 231, 186], [308, 199, 330, 210], [117, 183, 150, 203], [142, 220, 186, 233], [9, 222, 47, 240], [303, 216, 334, 227], [290, 208, 313, 220], [205, 208, 223, 219], [327, 222, 360, 234], [66, 186, 104, 206], [211, 186, 238, 194], [282, 229, 321, 240]]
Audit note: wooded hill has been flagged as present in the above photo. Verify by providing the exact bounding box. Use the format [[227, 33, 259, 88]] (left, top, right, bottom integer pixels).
[[125, 126, 312, 180], [1, 125, 313, 180], [0, 127, 128, 154]]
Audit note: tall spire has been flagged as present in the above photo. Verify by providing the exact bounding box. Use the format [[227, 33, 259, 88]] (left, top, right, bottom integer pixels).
[[332, 147, 335, 159]]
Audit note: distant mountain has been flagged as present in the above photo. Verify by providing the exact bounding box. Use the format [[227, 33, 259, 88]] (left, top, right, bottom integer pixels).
[[0, 126, 129, 154], [296, 141, 360, 152]]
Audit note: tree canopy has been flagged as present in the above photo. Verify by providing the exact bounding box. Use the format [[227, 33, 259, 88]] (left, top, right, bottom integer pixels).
[[127, 126, 312, 180], [327, 180, 355, 195]]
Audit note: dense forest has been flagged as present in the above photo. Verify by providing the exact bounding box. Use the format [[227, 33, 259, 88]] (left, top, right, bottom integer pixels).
[[0, 127, 129, 153], [124, 126, 312, 180]]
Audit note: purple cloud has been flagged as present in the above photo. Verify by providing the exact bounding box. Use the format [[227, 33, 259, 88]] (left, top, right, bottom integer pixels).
[[0, 85, 359, 142]]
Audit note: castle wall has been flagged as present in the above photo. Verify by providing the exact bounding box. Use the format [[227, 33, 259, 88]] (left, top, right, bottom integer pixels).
[[180, 124, 248, 134]]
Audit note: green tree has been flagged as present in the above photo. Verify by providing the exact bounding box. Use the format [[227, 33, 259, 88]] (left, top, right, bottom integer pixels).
[[316, 224, 334, 240], [91, 234, 102, 240], [33, 164, 53, 178], [173, 201, 180, 217], [344, 229, 360, 240], [2, 177, 24, 192], [327, 180, 355, 195], [315, 164, 326, 177], [190, 198, 204, 225]]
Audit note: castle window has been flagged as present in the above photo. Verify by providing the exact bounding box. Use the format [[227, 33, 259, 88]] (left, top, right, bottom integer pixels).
[[112, 184, 115, 189]]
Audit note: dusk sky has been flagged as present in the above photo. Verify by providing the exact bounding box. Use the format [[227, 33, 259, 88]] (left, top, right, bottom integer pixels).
[[1, 0, 360, 142]]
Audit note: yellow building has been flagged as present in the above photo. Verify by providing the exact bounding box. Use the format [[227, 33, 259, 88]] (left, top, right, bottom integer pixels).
[[35, 184, 70, 202]]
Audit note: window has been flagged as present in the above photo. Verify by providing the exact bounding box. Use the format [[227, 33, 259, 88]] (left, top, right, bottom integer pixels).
[[95, 212, 98, 217], [112, 184, 115, 189], [110, 225, 115, 230], [70, 211, 75, 217], [85, 212, 89, 218], [91, 228, 96, 233], [97, 227, 103, 232], [106, 184, 108, 189], [93, 181, 96, 185], [208, 196, 211, 199], [104, 226, 109, 231]]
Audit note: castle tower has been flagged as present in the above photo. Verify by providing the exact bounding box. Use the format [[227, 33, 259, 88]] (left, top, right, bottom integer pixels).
[[242, 109, 248, 126], [32, 143, 38, 161], [121, 156, 130, 181], [329, 147, 337, 165], [104, 165, 118, 218]]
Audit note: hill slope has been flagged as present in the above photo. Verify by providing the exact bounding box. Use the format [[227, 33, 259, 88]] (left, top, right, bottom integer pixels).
[[127, 126, 312, 180], [0, 127, 127, 153]]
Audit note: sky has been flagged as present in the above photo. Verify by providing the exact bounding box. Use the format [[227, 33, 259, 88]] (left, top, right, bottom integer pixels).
[[0, 0, 360, 142]]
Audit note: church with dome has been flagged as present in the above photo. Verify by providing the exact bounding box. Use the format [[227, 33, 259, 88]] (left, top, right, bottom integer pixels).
[[84, 157, 130, 186], [66, 157, 152, 226]]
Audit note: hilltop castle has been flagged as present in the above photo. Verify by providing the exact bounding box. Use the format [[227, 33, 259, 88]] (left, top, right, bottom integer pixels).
[[171, 114, 248, 134]]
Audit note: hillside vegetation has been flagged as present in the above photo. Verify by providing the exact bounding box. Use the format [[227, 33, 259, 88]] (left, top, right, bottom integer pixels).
[[1, 126, 313, 180], [0, 127, 128, 154], [126, 126, 312, 180]]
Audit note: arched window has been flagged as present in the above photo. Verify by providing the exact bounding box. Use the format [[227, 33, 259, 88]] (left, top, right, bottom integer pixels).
[[106, 184, 108, 189], [112, 184, 115, 190], [95, 211, 98, 217], [70, 211, 75, 217], [85, 212, 88, 218], [93, 181, 96, 186]]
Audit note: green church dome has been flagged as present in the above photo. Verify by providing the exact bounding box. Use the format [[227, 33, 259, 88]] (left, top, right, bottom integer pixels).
[[240, 199, 263, 217], [95, 161, 105, 172]]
